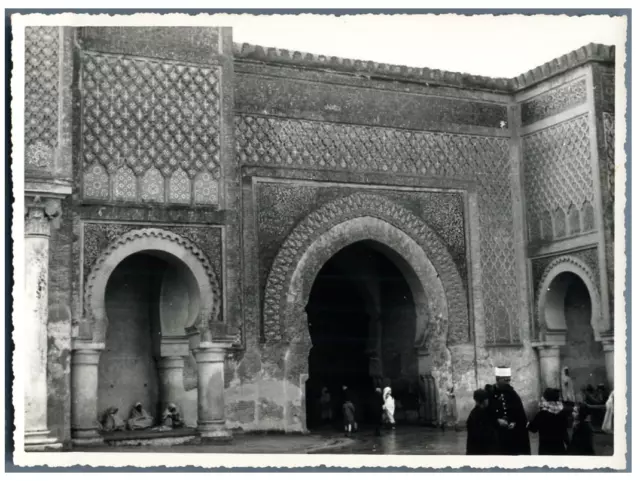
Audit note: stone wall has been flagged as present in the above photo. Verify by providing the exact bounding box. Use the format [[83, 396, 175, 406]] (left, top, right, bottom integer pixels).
[[235, 61, 519, 347], [520, 63, 613, 346], [231, 56, 531, 430], [23, 25, 616, 441]]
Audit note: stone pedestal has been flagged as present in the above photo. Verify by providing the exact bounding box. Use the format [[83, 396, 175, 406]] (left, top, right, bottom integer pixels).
[[533, 343, 563, 392], [601, 336, 614, 389], [193, 341, 233, 442], [157, 356, 185, 411], [23, 196, 64, 451], [70, 342, 105, 445]]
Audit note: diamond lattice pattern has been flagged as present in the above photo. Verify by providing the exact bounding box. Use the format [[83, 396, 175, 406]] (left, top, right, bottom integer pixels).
[[80, 51, 221, 204], [25, 27, 59, 148], [523, 115, 593, 219], [236, 114, 519, 344]]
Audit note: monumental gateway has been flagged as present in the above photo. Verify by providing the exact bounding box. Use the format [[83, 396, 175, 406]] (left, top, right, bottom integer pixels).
[[21, 26, 615, 449]]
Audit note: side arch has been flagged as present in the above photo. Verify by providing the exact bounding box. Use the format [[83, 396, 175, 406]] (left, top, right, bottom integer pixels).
[[81, 228, 222, 343], [263, 192, 468, 345], [536, 254, 605, 341]]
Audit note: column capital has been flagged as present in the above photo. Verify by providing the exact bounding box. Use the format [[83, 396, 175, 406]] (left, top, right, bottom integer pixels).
[[24, 181, 72, 236], [601, 336, 614, 351], [71, 341, 105, 365], [193, 341, 234, 363], [25, 196, 64, 237], [157, 356, 185, 370], [532, 342, 563, 357]]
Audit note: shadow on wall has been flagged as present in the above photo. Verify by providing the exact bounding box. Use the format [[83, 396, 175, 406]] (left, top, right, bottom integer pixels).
[[561, 275, 607, 392]]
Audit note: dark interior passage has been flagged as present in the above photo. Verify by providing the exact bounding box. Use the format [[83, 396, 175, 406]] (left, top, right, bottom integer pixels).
[[305, 241, 417, 430]]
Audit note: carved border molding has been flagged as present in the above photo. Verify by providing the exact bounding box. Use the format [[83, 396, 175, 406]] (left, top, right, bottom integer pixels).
[[83, 227, 222, 343], [262, 192, 468, 344]]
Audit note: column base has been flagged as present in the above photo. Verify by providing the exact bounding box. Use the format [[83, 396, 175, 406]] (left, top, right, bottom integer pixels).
[[71, 428, 104, 446], [25, 430, 63, 451], [198, 421, 232, 444]]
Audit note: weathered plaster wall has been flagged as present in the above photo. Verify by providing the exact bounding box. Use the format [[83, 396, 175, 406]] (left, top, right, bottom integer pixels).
[[46, 200, 73, 444]]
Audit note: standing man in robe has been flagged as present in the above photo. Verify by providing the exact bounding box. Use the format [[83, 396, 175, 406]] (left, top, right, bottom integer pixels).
[[489, 366, 531, 455]]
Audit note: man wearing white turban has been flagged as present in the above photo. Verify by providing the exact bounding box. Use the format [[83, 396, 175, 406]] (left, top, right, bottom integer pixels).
[[488, 366, 531, 455]]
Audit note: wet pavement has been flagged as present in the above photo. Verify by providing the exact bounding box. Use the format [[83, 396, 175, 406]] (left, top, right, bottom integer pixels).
[[313, 426, 614, 456], [78, 425, 614, 456]]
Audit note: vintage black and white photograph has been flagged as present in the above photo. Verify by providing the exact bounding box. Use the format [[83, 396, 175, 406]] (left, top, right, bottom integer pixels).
[[8, 10, 629, 471]]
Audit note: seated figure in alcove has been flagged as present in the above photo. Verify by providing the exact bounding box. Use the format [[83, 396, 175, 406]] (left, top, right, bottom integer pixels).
[[161, 403, 185, 429], [126, 402, 155, 431], [100, 407, 126, 432]]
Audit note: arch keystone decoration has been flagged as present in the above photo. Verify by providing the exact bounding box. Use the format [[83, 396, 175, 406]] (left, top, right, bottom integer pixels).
[[81, 228, 222, 344], [535, 254, 606, 341], [262, 192, 469, 345]]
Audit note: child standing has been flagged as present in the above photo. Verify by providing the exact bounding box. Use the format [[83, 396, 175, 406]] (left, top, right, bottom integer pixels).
[[568, 404, 596, 455], [466, 388, 499, 455], [342, 397, 356, 436], [527, 388, 569, 455]]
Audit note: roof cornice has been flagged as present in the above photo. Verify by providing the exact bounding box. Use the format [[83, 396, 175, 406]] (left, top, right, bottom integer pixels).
[[232, 42, 615, 93]]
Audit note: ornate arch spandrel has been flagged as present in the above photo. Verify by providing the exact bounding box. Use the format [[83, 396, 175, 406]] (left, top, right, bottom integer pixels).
[[535, 254, 605, 341], [82, 228, 222, 344], [262, 192, 468, 346]]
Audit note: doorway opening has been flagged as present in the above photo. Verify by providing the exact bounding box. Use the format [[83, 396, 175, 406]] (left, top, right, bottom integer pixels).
[[304, 241, 418, 431]]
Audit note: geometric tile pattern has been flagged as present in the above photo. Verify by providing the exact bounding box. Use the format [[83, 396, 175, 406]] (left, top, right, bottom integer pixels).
[[582, 200, 595, 232], [194, 171, 219, 205], [261, 193, 469, 345], [83, 163, 110, 200], [603, 113, 615, 207], [112, 166, 137, 201], [80, 50, 221, 205], [523, 114, 594, 242], [601, 74, 615, 113], [141, 167, 165, 203], [236, 114, 519, 344], [25, 26, 59, 172], [521, 78, 587, 126], [568, 203, 580, 235], [554, 207, 566, 238], [169, 168, 191, 204], [236, 116, 511, 179]]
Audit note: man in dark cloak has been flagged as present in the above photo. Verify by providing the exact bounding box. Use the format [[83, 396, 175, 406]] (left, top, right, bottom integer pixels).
[[488, 366, 531, 455]]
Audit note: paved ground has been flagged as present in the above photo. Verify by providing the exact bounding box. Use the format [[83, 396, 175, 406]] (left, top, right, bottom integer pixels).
[[78, 426, 614, 456]]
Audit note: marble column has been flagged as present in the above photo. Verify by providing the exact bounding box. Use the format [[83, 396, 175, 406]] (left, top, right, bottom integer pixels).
[[193, 341, 233, 442], [157, 356, 185, 411], [70, 341, 104, 445], [601, 336, 614, 389], [23, 196, 63, 451], [533, 343, 563, 392]]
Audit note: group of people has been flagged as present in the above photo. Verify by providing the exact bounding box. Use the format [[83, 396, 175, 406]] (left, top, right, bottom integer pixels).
[[320, 384, 397, 437], [466, 366, 614, 456], [100, 402, 185, 433]]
